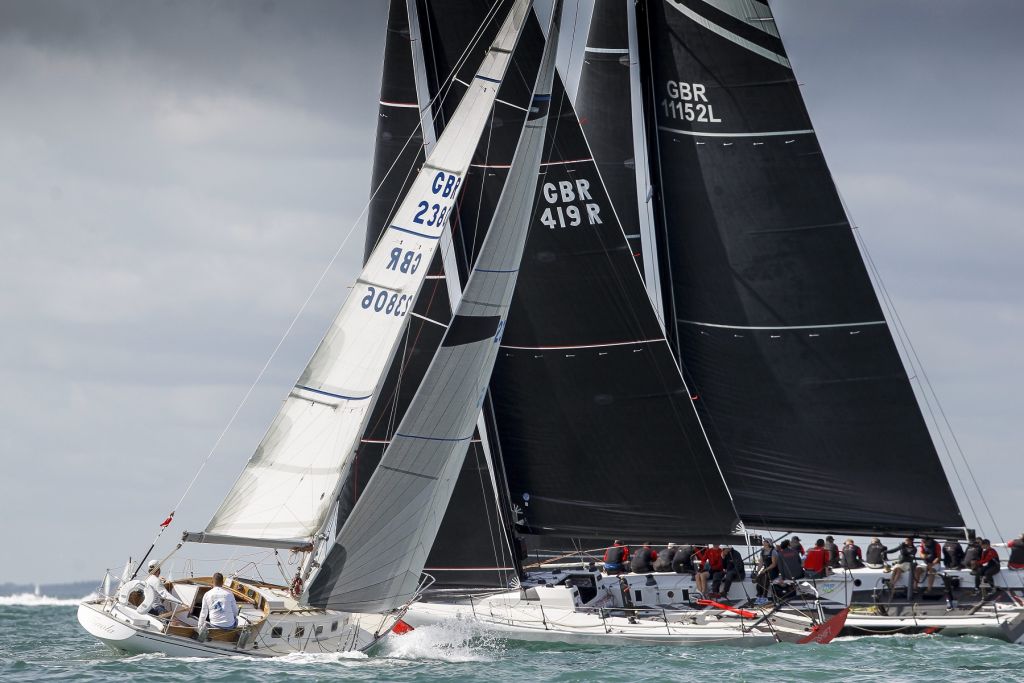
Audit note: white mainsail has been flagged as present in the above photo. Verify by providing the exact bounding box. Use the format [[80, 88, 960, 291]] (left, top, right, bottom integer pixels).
[[306, 2, 562, 614], [194, 0, 533, 545]]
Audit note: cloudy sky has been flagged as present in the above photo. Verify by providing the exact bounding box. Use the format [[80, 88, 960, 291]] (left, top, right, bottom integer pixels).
[[1, 1, 1020, 585]]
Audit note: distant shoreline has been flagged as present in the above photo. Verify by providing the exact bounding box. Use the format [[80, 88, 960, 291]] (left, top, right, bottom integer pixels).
[[0, 581, 98, 599]]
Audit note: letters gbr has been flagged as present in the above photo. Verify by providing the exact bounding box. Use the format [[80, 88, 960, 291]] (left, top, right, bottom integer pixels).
[[361, 170, 460, 318]]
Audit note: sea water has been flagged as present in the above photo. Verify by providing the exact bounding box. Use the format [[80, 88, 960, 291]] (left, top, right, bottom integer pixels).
[[2, 596, 1021, 682]]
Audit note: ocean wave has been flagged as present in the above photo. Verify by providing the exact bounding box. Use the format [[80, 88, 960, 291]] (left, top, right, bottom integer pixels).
[[0, 592, 98, 607], [381, 619, 505, 662]]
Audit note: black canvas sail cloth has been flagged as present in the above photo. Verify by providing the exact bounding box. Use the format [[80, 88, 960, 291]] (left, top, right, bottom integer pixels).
[[306, 8, 561, 613], [637, 0, 963, 533]]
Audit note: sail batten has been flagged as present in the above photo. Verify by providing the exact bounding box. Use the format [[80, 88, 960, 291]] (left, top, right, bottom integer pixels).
[[201, 0, 533, 545]]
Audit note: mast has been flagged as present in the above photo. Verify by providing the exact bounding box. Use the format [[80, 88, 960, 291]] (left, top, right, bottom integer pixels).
[[306, 7, 563, 612], [636, 0, 964, 535]]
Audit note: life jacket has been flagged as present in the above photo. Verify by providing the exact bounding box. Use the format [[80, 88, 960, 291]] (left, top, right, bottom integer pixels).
[[865, 542, 886, 565], [896, 543, 915, 564], [776, 547, 804, 580], [804, 547, 828, 573], [1008, 540, 1024, 568], [841, 545, 863, 569], [604, 545, 626, 565]]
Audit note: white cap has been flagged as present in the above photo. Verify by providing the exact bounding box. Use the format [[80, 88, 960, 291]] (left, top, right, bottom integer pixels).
[[147, 560, 159, 570]]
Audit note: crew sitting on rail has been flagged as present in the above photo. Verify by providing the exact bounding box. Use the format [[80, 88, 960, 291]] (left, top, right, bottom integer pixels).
[[915, 536, 943, 592], [973, 539, 1001, 593], [754, 538, 777, 605], [1008, 532, 1024, 570], [653, 543, 677, 572], [865, 537, 887, 569], [198, 572, 239, 630], [603, 540, 630, 575], [824, 536, 841, 569], [963, 538, 982, 570], [840, 539, 864, 569], [695, 544, 723, 595], [773, 539, 804, 582], [630, 543, 658, 574], [671, 544, 695, 575], [803, 539, 830, 579], [144, 560, 182, 616], [942, 538, 965, 569], [887, 537, 917, 594], [712, 544, 745, 597]]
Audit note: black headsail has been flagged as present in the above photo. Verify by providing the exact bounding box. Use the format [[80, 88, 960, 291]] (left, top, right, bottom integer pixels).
[[636, 0, 963, 534]]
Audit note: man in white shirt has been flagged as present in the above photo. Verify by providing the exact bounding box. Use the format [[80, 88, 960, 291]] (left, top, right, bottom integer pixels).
[[143, 560, 181, 616], [198, 572, 239, 629]]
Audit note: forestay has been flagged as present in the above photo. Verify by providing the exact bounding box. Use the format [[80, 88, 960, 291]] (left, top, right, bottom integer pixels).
[[196, 0, 532, 544], [306, 5, 562, 614]]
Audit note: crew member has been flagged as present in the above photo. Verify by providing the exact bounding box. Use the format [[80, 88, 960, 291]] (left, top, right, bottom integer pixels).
[[695, 544, 724, 595], [712, 544, 745, 597], [791, 536, 805, 557], [888, 537, 916, 595], [865, 537, 887, 569], [143, 560, 181, 616], [840, 539, 864, 569], [1007, 532, 1024, 570], [603, 540, 630, 575], [198, 572, 239, 630], [963, 538, 982, 570], [803, 539, 830, 579], [653, 543, 677, 572], [942, 538, 965, 569], [630, 542, 658, 574], [973, 539, 1001, 592], [915, 536, 943, 592], [672, 545, 695, 575], [754, 539, 777, 605], [825, 536, 841, 569], [773, 539, 804, 582]]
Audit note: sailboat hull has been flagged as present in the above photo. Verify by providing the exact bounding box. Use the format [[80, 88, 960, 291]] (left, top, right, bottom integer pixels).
[[403, 600, 778, 647], [77, 576, 401, 658]]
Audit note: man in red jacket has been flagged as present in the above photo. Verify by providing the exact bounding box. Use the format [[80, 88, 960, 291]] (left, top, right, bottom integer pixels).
[[1007, 532, 1024, 570], [695, 544, 724, 595], [603, 540, 630, 575], [803, 539, 830, 579], [973, 539, 1001, 592]]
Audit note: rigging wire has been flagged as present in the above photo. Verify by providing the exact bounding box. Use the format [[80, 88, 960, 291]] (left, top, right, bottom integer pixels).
[[840, 191, 1002, 540]]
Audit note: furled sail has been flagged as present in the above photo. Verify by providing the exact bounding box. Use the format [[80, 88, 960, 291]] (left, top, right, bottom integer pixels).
[[637, 0, 964, 533], [306, 7, 561, 613], [193, 0, 533, 545]]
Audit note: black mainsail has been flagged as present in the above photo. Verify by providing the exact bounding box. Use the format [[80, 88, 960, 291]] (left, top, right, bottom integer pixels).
[[635, 0, 964, 534]]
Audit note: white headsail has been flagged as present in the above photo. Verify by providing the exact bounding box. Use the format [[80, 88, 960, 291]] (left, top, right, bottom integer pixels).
[[305, 2, 562, 614], [187, 0, 533, 547]]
